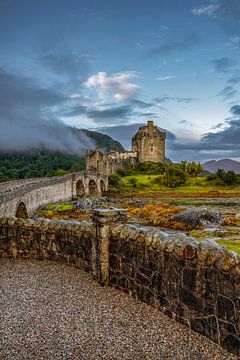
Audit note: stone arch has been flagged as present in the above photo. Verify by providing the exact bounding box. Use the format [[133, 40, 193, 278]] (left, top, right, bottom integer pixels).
[[76, 180, 85, 198], [89, 179, 98, 196], [100, 179, 106, 193], [15, 202, 28, 219]]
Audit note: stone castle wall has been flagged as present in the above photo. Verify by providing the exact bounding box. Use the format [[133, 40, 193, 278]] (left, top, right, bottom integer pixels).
[[0, 211, 239, 355], [86, 121, 166, 175]]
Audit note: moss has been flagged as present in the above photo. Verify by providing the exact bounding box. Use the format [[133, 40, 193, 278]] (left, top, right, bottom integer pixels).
[[45, 203, 74, 212]]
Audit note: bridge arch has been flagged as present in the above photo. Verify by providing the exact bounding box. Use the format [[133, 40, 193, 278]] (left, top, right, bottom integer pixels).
[[76, 180, 85, 198], [15, 202, 28, 219], [89, 179, 98, 196], [100, 179, 106, 193]]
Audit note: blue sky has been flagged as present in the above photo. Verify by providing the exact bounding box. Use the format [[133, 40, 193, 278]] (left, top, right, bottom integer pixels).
[[0, 0, 240, 161]]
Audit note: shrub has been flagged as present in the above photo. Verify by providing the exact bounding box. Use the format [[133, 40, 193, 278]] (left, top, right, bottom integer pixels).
[[108, 173, 122, 187], [163, 166, 187, 188], [135, 161, 165, 175]]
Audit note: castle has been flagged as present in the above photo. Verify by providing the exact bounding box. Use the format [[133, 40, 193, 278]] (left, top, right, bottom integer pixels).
[[86, 121, 166, 175]]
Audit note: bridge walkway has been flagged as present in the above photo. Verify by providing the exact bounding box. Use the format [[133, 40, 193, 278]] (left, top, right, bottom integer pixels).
[[0, 259, 233, 360]]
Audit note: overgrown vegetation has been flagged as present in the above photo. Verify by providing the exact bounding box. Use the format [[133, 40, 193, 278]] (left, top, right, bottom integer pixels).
[[0, 152, 85, 182], [206, 169, 240, 186], [109, 161, 240, 193]]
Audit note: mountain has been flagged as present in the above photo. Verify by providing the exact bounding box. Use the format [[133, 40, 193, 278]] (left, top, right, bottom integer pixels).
[[203, 159, 240, 174], [74, 128, 125, 153], [0, 129, 125, 182]]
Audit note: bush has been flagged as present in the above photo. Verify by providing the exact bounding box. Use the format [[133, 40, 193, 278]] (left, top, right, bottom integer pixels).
[[108, 173, 122, 187], [207, 168, 239, 186], [116, 168, 131, 177], [135, 161, 165, 175], [163, 166, 187, 188]]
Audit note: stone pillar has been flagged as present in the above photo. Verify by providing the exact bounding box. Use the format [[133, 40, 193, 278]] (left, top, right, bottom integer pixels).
[[71, 174, 77, 200], [92, 208, 128, 286]]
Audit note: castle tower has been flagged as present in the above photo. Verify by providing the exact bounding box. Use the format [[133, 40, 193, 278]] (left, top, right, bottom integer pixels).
[[132, 121, 166, 163]]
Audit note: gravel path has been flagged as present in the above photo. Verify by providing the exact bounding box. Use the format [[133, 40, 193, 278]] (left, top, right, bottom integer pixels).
[[0, 259, 234, 360]]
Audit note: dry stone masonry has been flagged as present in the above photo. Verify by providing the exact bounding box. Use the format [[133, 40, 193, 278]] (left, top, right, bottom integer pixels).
[[0, 209, 239, 355], [86, 121, 166, 175], [0, 171, 108, 218]]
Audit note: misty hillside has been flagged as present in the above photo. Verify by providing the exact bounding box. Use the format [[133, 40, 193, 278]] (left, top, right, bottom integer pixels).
[[73, 128, 125, 153], [203, 159, 240, 174], [0, 129, 124, 182]]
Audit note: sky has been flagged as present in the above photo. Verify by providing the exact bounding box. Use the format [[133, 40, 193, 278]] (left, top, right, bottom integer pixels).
[[0, 0, 240, 161]]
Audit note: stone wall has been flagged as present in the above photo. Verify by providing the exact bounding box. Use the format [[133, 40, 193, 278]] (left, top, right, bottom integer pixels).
[[108, 224, 240, 356], [0, 211, 239, 355], [0, 172, 108, 217], [0, 217, 94, 272]]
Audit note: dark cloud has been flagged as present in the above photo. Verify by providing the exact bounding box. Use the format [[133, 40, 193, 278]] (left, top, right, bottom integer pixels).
[[87, 105, 132, 122], [130, 99, 156, 108], [218, 86, 238, 99], [230, 104, 240, 116], [211, 57, 236, 73], [0, 68, 94, 153], [170, 105, 240, 160], [153, 96, 196, 104], [137, 112, 158, 118], [146, 33, 201, 58], [228, 76, 240, 84], [179, 120, 187, 124], [62, 105, 88, 117], [40, 53, 90, 86]]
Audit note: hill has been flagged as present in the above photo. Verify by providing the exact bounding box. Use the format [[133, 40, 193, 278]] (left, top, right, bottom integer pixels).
[[74, 128, 125, 153], [203, 159, 240, 174], [0, 129, 124, 182]]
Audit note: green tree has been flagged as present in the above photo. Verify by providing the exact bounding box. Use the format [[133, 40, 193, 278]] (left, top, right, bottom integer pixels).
[[164, 165, 187, 188], [108, 173, 122, 188]]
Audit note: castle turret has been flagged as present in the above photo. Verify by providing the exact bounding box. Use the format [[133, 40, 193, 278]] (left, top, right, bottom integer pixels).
[[132, 120, 166, 163]]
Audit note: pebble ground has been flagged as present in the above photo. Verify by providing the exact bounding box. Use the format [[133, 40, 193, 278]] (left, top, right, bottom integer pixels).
[[0, 259, 235, 360]]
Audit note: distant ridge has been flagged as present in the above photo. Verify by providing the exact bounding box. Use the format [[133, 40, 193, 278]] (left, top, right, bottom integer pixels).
[[203, 159, 240, 174]]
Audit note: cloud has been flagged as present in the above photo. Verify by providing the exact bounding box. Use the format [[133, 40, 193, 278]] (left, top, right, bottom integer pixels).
[[218, 86, 238, 99], [191, 1, 240, 38], [179, 120, 187, 124], [146, 33, 201, 58], [85, 71, 139, 102], [230, 104, 240, 116], [228, 76, 240, 84], [156, 75, 176, 81], [211, 57, 236, 73], [0, 68, 94, 153], [191, 4, 220, 18], [40, 53, 90, 84], [170, 105, 240, 160], [86, 105, 132, 122], [153, 96, 196, 104]]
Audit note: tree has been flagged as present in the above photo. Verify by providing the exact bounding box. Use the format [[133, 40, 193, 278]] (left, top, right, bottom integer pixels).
[[163, 165, 187, 188], [108, 173, 122, 188]]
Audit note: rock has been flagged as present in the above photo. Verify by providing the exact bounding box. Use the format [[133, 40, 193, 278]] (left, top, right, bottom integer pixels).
[[170, 208, 222, 227]]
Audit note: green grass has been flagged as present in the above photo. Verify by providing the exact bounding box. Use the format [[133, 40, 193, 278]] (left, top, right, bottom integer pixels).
[[45, 203, 74, 212], [116, 174, 240, 195], [189, 229, 240, 254], [215, 239, 240, 254]]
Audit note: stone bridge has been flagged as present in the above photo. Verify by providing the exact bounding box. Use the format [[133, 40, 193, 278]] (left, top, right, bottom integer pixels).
[[0, 171, 108, 218]]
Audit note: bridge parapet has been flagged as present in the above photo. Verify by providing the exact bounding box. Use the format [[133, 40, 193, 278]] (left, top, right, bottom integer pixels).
[[0, 171, 108, 218]]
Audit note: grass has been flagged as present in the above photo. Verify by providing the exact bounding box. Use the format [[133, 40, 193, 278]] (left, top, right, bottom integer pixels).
[[115, 174, 240, 198], [189, 227, 240, 254], [45, 203, 74, 212]]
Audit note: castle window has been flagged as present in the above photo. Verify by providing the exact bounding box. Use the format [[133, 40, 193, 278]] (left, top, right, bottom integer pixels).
[[150, 144, 154, 152]]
